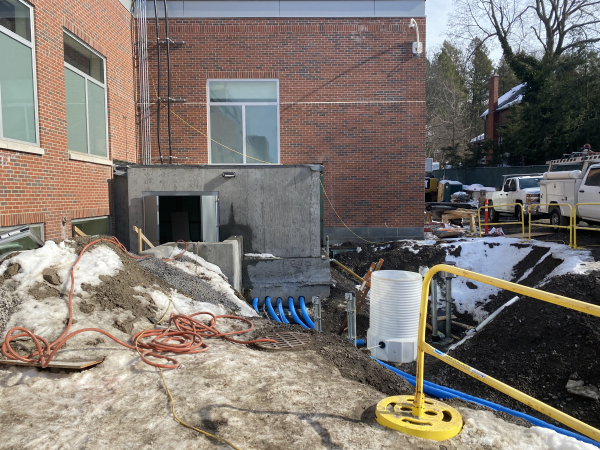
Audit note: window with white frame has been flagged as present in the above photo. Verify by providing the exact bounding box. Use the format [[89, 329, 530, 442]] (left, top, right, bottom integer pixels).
[[0, 0, 38, 145], [63, 32, 108, 157], [208, 80, 279, 164]]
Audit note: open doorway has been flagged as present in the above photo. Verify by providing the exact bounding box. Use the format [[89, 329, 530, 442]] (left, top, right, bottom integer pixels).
[[142, 191, 219, 245]]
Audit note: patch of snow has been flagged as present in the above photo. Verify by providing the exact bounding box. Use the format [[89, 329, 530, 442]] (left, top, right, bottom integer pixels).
[[439, 180, 463, 185], [462, 184, 496, 192], [0, 241, 123, 296], [244, 253, 280, 260], [528, 426, 598, 450], [470, 133, 485, 143], [170, 247, 225, 276], [356, 247, 362, 253]]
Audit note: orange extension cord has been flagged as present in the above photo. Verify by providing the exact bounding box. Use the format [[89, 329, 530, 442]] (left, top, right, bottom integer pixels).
[[1, 236, 275, 368]]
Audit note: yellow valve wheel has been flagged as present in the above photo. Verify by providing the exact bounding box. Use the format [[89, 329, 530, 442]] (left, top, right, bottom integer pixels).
[[375, 395, 463, 441]]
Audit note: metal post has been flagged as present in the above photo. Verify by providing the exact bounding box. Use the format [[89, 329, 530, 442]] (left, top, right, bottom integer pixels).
[[326, 235, 330, 257], [312, 296, 322, 332], [445, 276, 452, 339], [345, 293, 356, 346], [431, 274, 438, 339]]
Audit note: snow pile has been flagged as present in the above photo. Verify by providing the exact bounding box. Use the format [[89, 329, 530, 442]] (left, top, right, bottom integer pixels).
[[462, 184, 496, 192], [0, 241, 123, 295], [439, 180, 463, 185], [244, 253, 280, 260], [440, 237, 594, 321], [171, 247, 225, 277]]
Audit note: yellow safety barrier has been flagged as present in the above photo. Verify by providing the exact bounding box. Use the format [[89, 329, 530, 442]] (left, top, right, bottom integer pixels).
[[528, 203, 574, 247], [401, 264, 600, 443], [574, 203, 600, 249], [477, 203, 525, 239]]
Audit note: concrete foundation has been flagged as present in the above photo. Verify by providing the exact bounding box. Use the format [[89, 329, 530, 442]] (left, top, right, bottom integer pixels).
[[324, 226, 424, 244]]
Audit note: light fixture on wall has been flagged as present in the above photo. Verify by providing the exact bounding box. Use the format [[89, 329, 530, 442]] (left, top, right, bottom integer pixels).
[[409, 18, 423, 56], [222, 171, 236, 178]]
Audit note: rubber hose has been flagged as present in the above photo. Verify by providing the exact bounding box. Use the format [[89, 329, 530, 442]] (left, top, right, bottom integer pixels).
[[252, 297, 260, 314], [265, 297, 281, 323], [288, 297, 309, 329], [277, 297, 290, 324], [299, 297, 315, 329], [374, 359, 600, 449]]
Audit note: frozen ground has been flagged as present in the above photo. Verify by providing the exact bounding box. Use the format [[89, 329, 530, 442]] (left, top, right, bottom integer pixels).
[[0, 240, 597, 449]]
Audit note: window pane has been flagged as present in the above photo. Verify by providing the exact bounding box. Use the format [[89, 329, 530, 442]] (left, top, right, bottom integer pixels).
[[87, 80, 107, 157], [0, 32, 36, 143], [64, 33, 104, 83], [0, 0, 30, 41], [73, 217, 110, 236], [210, 105, 243, 163], [65, 68, 88, 153], [585, 168, 600, 186], [209, 81, 277, 103], [246, 105, 278, 164]]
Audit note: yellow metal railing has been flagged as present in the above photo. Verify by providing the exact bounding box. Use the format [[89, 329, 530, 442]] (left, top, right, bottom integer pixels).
[[477, 203, 525, 239], [528, 203, 574, 247], [412, 264, 600, 443], [574, 203, 600, 249]]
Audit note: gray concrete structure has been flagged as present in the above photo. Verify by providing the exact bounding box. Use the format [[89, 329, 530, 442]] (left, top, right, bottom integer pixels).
[[115, 164, 329, 301]]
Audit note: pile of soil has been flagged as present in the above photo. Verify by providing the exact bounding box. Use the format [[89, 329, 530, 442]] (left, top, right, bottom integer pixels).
[[403, 270, 600, 430]]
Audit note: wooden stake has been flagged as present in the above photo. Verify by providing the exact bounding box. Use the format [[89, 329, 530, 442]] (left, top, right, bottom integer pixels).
[[73, 226, 86, 237]]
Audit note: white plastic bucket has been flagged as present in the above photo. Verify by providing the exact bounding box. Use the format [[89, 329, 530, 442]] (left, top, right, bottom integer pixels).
[[367, 270, 422, 363]]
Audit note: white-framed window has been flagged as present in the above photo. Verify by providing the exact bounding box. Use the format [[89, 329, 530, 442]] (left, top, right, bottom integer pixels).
[[0, 0, 39, 145], [72, 216, 110, 236], [63, 31, 108, 158], [207, 80, 279, 164]]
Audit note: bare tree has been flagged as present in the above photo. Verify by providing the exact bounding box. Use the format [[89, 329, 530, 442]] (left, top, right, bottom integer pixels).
[[450, 0, 600, 60]]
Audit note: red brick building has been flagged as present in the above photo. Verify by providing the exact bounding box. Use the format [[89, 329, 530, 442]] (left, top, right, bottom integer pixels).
[[0, 0, 137, 247], [1, 0, 426, 250]]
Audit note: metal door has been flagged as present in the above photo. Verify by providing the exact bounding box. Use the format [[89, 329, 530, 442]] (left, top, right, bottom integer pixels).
[[201, 194, 219, 242], [578, 167, 600, 221]]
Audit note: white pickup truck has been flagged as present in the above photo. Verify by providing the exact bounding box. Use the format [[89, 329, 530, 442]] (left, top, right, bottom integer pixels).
[[486, 174, 543, 222], [537, 155, 600, 228]]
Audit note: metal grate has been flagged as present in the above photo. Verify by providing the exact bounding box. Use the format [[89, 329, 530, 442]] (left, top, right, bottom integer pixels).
[[256, 332, 312, 350]]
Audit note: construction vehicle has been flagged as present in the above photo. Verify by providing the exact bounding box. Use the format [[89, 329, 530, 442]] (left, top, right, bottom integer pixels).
[[425, 158, 439, 202], [534, 154, 600, 228]]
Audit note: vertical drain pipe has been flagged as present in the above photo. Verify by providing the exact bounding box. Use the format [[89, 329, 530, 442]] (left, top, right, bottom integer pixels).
[[346, 292, 356, 347], [152, 0, 163, 164], [162, 0, 173, 164], [431, 274, 438, 339], [313, 296, 322, 332]]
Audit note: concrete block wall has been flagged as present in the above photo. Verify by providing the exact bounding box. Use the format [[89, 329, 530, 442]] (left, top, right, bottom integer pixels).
[[145, 17, 426, 241], [0, 0, 137, 240]]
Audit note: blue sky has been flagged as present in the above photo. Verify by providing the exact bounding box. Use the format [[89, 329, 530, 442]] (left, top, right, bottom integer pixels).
[[426, 0, 503, 63]]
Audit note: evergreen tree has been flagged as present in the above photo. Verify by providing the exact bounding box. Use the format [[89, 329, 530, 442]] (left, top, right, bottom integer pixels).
[[467, 39, 493, 139], [497, 57, 521, 96]]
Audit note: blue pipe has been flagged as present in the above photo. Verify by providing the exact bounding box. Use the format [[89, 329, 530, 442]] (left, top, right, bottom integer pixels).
[[252, 297, 260, 314], [299, 296, 315, 329], [288, 297, 309, 329], [356, 339, 366, 347], [374, 359, 600, 449], [265, 297, 281, 323], [277, 297, 290, 324]]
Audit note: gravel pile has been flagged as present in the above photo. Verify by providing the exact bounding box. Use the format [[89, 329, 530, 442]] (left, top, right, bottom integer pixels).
[[137, 256, 243, 314], [0, 283, 25, 336]]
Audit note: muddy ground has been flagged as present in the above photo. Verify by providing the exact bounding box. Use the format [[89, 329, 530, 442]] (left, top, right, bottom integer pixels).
[[330, 233, 600, 434]]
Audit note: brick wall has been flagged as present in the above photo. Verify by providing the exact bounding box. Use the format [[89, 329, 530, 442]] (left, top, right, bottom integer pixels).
[[146, 18, 426, 232], [0, 0, 137, 240]]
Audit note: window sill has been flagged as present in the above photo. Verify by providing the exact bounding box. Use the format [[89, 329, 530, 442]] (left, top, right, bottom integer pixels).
[[69, 151, 112, 166], [0, 139, 45, 156]]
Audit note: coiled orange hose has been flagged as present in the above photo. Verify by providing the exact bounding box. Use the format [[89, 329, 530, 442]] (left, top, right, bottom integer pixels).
[[1, 237, 275, 369]]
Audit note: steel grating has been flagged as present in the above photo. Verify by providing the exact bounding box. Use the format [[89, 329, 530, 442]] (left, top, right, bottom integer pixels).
[[256, 332, 312, 350]]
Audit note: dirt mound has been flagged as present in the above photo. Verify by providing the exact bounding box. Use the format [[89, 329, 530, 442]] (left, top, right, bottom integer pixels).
[[335, 241, 447, 276], [249, 319, 413, 397], [416, 270, 600, 430]]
